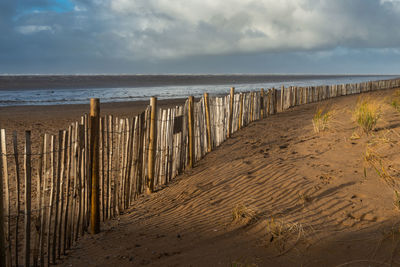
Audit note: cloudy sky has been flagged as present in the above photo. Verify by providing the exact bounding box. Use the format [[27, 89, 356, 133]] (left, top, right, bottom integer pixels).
[[1, 0, 400, 74]]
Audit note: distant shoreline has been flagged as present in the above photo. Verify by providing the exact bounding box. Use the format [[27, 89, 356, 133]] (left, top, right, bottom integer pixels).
[[0, 74, 397, 90]]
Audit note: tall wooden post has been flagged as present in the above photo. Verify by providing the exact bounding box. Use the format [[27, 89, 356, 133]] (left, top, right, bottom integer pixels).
[[266, 89, 271, 115], [238, 93, 244, 130], [24, 131, 32, 267], [147, 97, 157, 193], [280, 85, 285, 111], [204, 93, 212, 153], [250, 92, 254, 122], [0, 129, 5, 267], [90, 98, 100, 234], [228, 87, 234, 138], [188, 96, 194, 169], [260, 88, 265, 119]]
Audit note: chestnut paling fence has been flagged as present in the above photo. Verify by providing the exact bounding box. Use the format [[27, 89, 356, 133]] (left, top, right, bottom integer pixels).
[[0, 78, 400, 267]]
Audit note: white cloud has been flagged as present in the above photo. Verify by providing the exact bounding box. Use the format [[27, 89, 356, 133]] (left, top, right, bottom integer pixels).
[[9, 0, 400, 61], [16, 25, 53, 35], [97, 0, 400, 60]]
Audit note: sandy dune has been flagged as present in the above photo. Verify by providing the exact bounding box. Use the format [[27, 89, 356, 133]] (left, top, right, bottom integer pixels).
[[10, 88, 400, 266]]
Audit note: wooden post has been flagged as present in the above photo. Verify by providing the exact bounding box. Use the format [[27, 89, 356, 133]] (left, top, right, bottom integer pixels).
[[228, 87, 234, 138], [250, 92, 254, 122], [46, 135, 54, 264], [147, 97, 157, 193], [32, 134, 43, 267], [57, 130, 67, 258], [188, 96, 194, 169], [280, 85, 285, 111], [260, 88, 265, 119], [24, 131, 32, 267], [0, 129, 5, 267], [0, 129, 11, 267], [51, 131, 62, 263], [89, 98, 100, 234], [238, 93, 244, 130], [204, 93, 212, 153], [266, 89, 271, 115], [12, 132, 21, 266]]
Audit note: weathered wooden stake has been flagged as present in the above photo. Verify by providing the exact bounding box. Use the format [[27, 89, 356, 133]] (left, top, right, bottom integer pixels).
[[238, 93, 244, 130], [51, 131, 62, 263], [250, 92, 254, 122], [228, 87, 235, 138], [266, 89, 271, 115], [90, 98, 100, 234], [12, 131, 20, 267], [0, 129, 11, 267], [272, 88, 278, 114], [24, 131, 32, 267], [0, 129, 5, 267], [204, 93, 212, 153], [260, 88, 265, 119], [188, 96, 194, 169], [147, 97, 157, 193], [226, 87, 235, 138]]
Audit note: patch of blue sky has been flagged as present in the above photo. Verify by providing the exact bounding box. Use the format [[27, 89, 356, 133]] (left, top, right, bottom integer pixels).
[[13, 0, 75, 21]]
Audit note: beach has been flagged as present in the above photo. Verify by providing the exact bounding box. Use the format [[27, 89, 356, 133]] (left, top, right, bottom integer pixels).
[[0, 82, 400, 266], [51, 87, 400, 266], [0, 86, 391, 266]]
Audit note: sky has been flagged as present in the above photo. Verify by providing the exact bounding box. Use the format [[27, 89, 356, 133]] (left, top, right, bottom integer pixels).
[[1, 0, 400, 74]]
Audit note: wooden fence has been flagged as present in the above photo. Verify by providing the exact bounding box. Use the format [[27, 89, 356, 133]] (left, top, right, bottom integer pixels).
[[0, 78, 400, 266]]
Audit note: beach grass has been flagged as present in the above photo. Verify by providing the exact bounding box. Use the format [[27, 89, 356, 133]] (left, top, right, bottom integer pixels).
[[312, 107, 331, 133], [231, 204, 257, 224], [353, 98, 381, 135]]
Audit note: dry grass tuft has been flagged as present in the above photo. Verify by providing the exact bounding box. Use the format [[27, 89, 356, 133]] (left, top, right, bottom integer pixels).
[[370, 223, 400, 263], [265, 218, 308, 254], [350, 131, 361, 140], [364, 146, 400, 192], [231, 204, 257, 224], [312, 107, 331, 133], [353, 98, 381, 135], [390, 90, 400, 112]]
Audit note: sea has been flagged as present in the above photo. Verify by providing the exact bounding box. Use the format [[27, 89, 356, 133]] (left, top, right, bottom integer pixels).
[[0, 75, 398, 107]]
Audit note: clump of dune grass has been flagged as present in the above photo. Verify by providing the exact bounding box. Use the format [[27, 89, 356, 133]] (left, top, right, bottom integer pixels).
[[368, 223, 400, 264], [353, 98, 381, 135], [231, 204, 257, 224], [364, 146, 399, 191], [390, 90, 400, 112], [312, 108, 331, 133], [266, 218, 308, 254]]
